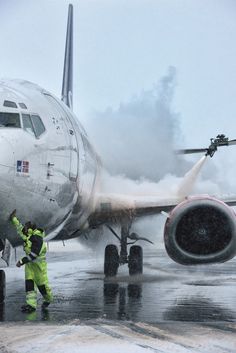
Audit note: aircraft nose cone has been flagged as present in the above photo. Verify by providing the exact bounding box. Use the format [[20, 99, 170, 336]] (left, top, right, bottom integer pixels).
[[0, 135, 14, 196]]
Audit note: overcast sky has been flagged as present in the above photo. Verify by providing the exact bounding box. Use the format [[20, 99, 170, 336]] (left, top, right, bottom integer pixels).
[[0, 0, 236, 164]]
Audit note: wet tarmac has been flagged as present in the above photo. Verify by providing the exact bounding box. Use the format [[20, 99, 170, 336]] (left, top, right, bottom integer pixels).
[[1, 243, 236, 324]]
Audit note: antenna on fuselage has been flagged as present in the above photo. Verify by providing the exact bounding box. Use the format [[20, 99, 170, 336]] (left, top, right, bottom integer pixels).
[[61, 4, 73, 109]]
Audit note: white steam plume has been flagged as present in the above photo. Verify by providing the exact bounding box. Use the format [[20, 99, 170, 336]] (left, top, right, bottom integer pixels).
[[84, 66, 190, 182]]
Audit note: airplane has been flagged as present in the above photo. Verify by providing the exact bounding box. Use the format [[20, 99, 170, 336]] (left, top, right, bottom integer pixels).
[[1, 4, 236, 304]]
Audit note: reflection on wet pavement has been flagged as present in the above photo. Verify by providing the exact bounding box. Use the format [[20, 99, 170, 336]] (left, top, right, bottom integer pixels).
[[163, 297, 235, 322], [103, 283, 142, 321], [1, 247, 236, 323]]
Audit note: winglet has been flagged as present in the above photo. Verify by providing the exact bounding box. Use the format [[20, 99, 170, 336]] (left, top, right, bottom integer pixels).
[[61, 4, 73, 109]]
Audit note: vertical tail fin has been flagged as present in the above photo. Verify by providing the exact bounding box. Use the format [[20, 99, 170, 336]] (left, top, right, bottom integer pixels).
[[61, 4, 73, 109]]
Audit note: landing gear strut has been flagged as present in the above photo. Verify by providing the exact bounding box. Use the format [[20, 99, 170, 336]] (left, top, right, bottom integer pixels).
[[104, 220, 153, 277]]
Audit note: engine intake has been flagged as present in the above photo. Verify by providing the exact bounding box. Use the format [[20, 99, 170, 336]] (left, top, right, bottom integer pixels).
[[164, 197, 236, 265]]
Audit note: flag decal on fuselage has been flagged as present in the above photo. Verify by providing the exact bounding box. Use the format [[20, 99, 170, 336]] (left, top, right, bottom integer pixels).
[[17, 160, 29, 173]]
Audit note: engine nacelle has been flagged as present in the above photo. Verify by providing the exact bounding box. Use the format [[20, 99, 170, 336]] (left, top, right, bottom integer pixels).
[[164, 196, 236, 265]]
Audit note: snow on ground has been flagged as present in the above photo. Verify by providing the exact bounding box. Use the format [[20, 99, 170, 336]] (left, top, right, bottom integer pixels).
[[0, 321, 236, 353]]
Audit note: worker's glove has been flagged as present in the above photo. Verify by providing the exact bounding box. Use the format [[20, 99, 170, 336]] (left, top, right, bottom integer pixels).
[[9, 209, 16, 222], [16, 260, 22, 268]]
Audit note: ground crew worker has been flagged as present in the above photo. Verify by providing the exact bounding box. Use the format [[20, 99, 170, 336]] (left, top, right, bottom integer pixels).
[[9, 210, 53, 313]]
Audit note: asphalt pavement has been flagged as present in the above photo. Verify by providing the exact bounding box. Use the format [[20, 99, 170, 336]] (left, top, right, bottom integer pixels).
[[1, 242, 236, 323], [1, 242, 236, 352]]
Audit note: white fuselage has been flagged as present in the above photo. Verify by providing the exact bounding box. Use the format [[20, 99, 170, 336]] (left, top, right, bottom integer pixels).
[[0, 79, 101, 246]]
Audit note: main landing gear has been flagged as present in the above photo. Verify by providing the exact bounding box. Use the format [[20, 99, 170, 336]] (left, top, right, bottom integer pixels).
[[104, 221, 153, 277], [0, 270, 6, 304], [0, 238, 11, 304]]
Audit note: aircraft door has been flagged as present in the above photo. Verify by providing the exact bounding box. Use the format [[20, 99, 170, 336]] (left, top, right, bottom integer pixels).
[[0, 135, 14, 197], [44, 94, 78, 181], [68, 128, 78, 181], [60, 114, 78, 181]]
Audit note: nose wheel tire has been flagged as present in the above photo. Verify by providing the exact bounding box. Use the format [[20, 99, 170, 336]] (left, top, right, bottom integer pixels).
[[0, 270, 6, 303], [104, 244, 119, 277], [128, 245, 143, 275]]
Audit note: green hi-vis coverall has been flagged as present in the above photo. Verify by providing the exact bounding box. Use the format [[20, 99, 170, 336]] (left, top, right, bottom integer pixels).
[[12, 216, 53, 309]]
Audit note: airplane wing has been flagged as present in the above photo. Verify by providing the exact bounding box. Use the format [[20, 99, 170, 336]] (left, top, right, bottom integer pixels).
[[89, 193, 236, 227], [89, 154, 236, 228], [89, 193, 178, 227]]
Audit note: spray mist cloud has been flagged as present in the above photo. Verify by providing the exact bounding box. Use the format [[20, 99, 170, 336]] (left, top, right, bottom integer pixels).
[[85, 66, 191, 182]]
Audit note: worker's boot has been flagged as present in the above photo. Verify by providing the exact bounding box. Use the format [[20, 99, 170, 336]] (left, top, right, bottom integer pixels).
[[21, 304, 36, 313], [41, 301, 50, 310]]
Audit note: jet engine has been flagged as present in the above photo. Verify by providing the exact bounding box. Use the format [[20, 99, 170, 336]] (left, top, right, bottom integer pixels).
[[164, 196, 236, 265]]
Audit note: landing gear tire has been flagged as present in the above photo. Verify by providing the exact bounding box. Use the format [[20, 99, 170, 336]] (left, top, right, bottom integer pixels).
[[128, 245, 143, 275], [0, 270, 6, 303], [104, 244, 119, 277]]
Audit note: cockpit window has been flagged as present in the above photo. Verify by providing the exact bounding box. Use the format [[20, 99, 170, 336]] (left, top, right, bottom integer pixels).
[[0, 112, 21, 127], [22, 114, 46, 138], [3, 100, 17, 108], [22, 114, 35, 136], [31, 115, 46, 137], [19, 103, 27, 109]]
